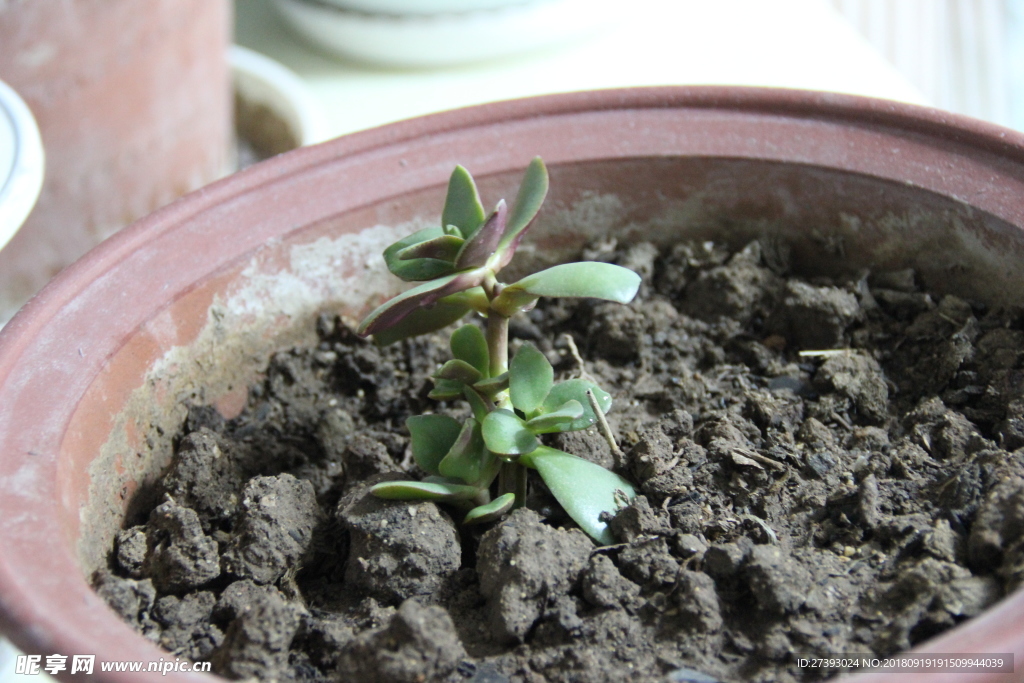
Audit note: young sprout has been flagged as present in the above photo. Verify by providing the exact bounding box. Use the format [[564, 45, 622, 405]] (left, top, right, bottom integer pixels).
[[356, 158, 639, 544]]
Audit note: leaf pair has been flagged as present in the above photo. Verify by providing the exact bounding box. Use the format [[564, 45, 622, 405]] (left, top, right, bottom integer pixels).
[[371, 413, 503, 522], [427, 326, 508, 419], [418, 416, 499, 488], [371, 414, 496, 498], [357, 269, 489, 341], [412, 156, 548, 276], [366, 260, 642, 345], [480, 343, 612, 457], [382, 166, 485, 282]]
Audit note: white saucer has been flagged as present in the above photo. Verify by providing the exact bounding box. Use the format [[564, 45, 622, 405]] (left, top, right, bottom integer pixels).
[[315, 0, 531, 14], [271, 0, 615, 68], [0, 79, 44, 255]]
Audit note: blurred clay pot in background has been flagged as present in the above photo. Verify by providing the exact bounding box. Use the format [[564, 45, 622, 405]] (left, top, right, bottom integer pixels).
[[0, 0, 232, 323]]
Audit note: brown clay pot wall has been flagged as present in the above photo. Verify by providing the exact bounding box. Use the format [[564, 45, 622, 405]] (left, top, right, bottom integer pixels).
[[0, 0, 232, 322], [1, 88, 1024, 682]]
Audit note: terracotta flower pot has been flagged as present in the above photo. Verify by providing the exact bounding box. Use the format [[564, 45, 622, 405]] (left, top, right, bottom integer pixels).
[[1, 87, 1024, 682], [0, 0, 232, 324]]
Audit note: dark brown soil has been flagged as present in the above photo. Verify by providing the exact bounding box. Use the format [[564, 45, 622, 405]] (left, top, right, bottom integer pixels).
[[96, 238, 1024, 683]]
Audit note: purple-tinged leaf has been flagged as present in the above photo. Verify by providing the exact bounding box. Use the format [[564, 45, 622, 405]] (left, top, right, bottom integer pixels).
[[357, 268, 488, 338], [492, 157, 549, 269], [370, 293, 472, 346], [396, 234, 464, 262], [492, 230, 530, 272], [455, 200, 507, 270], [442, 165, 486, 239], [384, 226, 456, 281]]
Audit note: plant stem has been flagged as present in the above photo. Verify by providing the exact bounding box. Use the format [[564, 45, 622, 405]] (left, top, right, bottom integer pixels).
[[513, 463, 527, 506], [485, 276, 522, 504], [498, 460, 528, 508], [486, 312, 509, 386], [498, 461, 514, 498]]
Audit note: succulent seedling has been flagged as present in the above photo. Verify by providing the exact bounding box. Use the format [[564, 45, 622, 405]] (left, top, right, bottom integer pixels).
[[356, 158, 638, 544]]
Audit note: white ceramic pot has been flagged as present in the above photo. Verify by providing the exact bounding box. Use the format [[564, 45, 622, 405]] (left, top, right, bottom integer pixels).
[[272, 0, 615, 67], [0, 79, 44, 256], [317, 0, 529, 14], [231, 45, 331, 159]]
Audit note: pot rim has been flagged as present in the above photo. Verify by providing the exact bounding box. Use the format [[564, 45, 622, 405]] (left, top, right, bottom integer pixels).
[[10, 84, 1024, 347], [3, 85, 1024, 682], [10, 83, 1024, 344]]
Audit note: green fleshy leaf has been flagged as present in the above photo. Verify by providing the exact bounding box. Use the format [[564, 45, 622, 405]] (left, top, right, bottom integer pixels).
[[407, 414, 463, 475], [370, 479, 481, 501], [460, 287, 491, 316], [387, 258, 455, 283], [519, 446, 635, 545], [383, 226, 456, 281], [539, 379, 612, 432], [492, 262, 641, 317], [438, 419, 482, 483], [428, 378, 464, 401], [442, 165, 486, 239], [450, 325, 489, 376], [509, 343, 553, 415], [370, 295, 471, 346], [492, 157, 549, 270], [463, 385, 492, 423], [481, 409, 539, 456], [396, 234, 464, 262], [473, 372, 509, 398], [464, 493, 516, 525], [438, 419, 500, 487], [525, 400, 584, 433], [357, 268, 487, 338], [435, 359, 482, 385]]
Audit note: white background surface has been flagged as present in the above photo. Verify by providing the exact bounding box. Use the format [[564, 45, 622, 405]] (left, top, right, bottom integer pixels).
[[236, 0, 927, 139]]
